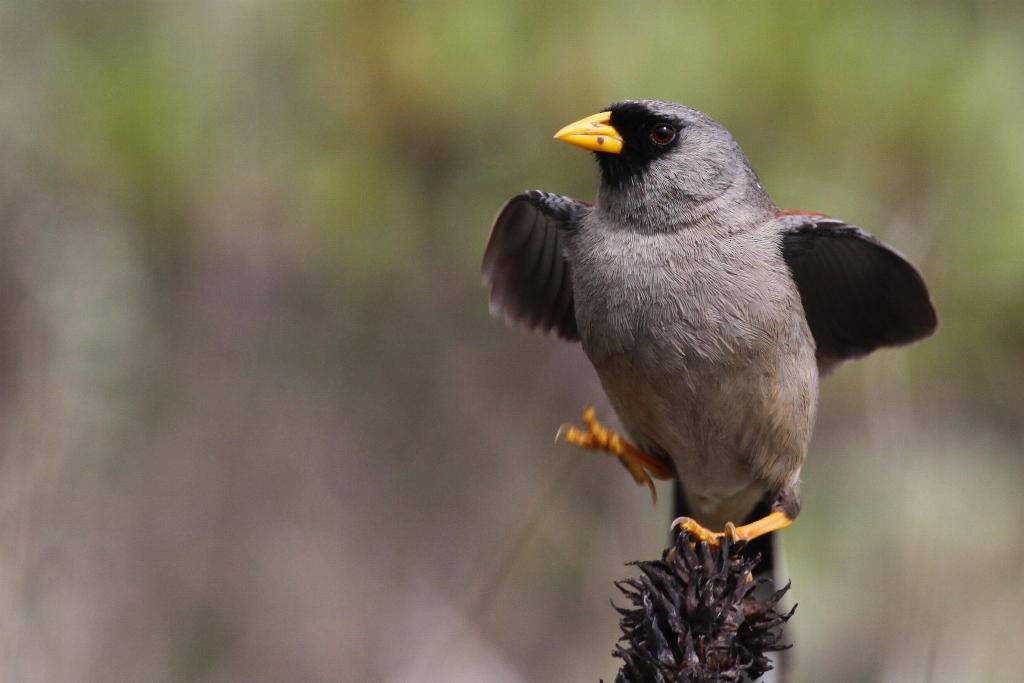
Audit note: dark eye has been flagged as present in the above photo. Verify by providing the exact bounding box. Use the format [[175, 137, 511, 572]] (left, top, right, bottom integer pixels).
[[650, 123, 676, 145]]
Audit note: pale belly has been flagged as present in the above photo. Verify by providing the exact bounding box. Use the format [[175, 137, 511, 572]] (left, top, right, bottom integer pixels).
[[592, 342, 815, 528]]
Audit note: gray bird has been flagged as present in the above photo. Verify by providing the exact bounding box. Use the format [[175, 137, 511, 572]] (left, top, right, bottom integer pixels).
[[481, 100, 936, 553]]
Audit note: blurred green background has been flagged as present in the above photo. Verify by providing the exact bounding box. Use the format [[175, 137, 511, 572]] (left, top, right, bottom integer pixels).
[[1, 1, 1022, 681]]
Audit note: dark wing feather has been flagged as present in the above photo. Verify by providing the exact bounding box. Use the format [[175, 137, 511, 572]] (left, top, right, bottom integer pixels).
[[481, 190, 588, 341], [780, 215, 937, 367]]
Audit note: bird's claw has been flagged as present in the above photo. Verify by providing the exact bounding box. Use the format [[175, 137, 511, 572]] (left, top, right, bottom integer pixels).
[[556, 406, 673, 502], [672, 511, 794, 547], [672, 516, 724, 546]]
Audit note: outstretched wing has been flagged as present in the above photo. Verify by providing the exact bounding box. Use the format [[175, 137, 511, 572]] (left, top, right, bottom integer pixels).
[[780, 213, 937, 368], [481, 190, 588, 341]]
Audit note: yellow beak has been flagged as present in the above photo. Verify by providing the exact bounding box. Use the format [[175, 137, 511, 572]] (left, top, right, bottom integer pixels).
[[553, 111, 623, 154]]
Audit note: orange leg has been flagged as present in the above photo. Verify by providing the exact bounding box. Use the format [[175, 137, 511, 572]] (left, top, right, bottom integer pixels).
[[557, 406, 675, 501], [672, 510, 793, 547]]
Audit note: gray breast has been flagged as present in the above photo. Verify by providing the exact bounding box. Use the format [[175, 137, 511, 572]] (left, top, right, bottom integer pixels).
[[567, 217, 818, 521]]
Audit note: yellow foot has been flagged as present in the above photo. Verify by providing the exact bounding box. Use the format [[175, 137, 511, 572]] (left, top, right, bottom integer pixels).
[[672, 510, 793, 547], [673, 516, 722, 545], [556, 406, 675, 502]]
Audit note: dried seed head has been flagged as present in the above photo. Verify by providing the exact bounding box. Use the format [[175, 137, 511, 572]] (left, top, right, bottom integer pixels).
[[612, 534, 794, 682]]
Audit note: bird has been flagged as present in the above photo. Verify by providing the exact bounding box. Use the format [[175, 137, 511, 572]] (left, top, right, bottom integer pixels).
[[481, 99, 936, 556]]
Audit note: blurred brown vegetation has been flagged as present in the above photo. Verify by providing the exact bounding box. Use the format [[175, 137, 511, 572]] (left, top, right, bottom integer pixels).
[[1, 1, 1022, 681]]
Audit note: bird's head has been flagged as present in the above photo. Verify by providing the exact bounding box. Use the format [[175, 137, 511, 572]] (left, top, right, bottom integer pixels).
[[555, 100, 770, 229]]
